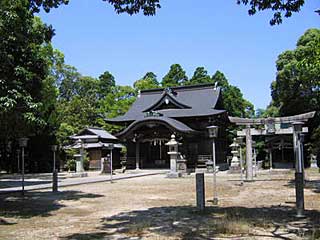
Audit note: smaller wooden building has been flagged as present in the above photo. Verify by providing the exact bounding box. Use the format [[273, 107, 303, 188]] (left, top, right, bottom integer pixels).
[[67, 127, 124, 170]]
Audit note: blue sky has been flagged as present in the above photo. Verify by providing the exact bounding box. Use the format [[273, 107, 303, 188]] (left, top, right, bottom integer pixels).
[[39, 0, 319, 109]]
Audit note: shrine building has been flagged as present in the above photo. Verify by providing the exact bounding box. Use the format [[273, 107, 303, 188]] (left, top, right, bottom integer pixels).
[[106, 84, 228, 170]]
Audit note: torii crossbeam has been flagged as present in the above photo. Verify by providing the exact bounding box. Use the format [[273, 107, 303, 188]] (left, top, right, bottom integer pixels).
[[228, 111, 316, 181]]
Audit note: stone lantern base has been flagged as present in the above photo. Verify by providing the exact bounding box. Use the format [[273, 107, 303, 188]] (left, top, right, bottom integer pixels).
[[228, 156, 241, 173]]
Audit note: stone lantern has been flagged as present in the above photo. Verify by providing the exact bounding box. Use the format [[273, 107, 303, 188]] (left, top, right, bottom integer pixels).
[[72, 139, 87, 177], [229, 139, 240, 173], [166, 134, 185, 178]]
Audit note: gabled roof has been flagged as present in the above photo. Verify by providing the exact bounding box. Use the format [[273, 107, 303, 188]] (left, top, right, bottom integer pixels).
[[107, 84, 225, 123], [116, 117, 198, 138], [143, 91, 192, 112], [72, 127, 117, 140]]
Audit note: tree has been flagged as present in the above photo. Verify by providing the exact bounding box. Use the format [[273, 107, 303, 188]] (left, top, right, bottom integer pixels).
[[212, 71, 254, 118], [237, 0, 317, 25], [188, 67, 212, 85], [98, 85, 136, 132], [98, 71, 115, 99], [55, 67, 101, 144], [0, 1, 54, 138], [255, 104, 280, 118], [58, 65, 81, 100], [271, 28, 320, 153], [134, 72, 159, 91], [162, 64, 188, 87], [28, 0, 161, 15], [28, 0, 317, 25], [0, 1, 59, 172]]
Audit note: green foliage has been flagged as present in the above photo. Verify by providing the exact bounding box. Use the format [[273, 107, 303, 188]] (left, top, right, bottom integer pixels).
[[134, 72, 159, 91], [66, 159, 76, 171], [212, 71, 255, 118], [237, 0, 310, 25], [271, 28, 320, 154], [30, 0, 314, 25], [188, 67, 212, 85], [98, 85, 136, 132], [162, 64, 188, 87], [98, 71, 115, 99], [0, 1, 55, 140], [27, 0, 161, 15], [255, 105, 280, 118]]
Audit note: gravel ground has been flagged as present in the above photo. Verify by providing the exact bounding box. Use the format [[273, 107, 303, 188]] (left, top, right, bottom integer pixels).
[[0, 169, 319, 239]]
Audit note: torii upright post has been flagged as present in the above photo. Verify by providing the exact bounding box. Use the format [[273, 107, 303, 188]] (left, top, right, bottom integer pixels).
[[245, 125, 253, 181]]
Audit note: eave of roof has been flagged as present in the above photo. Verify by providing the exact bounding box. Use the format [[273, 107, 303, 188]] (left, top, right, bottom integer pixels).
[[75, 127, 118, 140], [116, 117, 199, 138]]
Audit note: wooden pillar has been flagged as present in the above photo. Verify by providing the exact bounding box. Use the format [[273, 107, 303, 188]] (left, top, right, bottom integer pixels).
[[245, 125, 253, 181], [269, 147, 273, 170], [135, 141, 140, 170], [293, 131, 298, 171]]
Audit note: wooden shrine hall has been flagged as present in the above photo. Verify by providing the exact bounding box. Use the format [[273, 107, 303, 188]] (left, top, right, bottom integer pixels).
[[106, 84, 228, 169]]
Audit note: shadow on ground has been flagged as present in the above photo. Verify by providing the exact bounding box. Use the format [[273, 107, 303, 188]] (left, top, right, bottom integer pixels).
[[60, 205, 320, 240], [0, 190, 104, 223], [0, 180, 53, 189], [285, 179, 320, 194], [0, 174, 69, 189]]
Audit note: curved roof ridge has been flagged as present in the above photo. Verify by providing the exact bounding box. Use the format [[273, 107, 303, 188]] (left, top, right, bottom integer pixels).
[[116, 117, 198, 138], [143, 91, 192, 112]]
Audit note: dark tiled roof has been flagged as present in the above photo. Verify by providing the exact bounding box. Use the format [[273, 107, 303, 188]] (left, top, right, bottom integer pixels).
[[107, 84, 225, 123], [116, 117, 198, 137], [74, 127, 117, 140]]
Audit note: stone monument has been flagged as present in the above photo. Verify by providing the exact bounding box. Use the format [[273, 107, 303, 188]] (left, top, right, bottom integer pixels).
[[71, 139, 88, 177]]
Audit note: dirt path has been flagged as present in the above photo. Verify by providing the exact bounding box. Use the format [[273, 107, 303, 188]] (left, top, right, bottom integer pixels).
[[0, 169, 319, 239]]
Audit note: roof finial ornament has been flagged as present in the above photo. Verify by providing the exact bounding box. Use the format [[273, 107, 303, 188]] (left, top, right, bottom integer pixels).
[[214, 82, 218, 90]]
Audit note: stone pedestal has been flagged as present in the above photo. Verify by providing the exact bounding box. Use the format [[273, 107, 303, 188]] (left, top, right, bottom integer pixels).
[[167, 152, 180, 178], [72, 153, 88, 178], [76, 160, 84, 172], [229, 155, 241, 173]]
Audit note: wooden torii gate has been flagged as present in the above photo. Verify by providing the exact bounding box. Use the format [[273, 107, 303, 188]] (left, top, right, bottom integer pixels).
[[229, 111, 316, 181]]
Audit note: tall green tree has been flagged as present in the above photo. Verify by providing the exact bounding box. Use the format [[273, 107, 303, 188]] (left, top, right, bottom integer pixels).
[[0, 1, 54, 138], [55, 66, 101, 144], [98, 71, 115, 99], [0, 1, 58, 172], [98, 85, 136, 132], [58, 65, 80, 100], [212, 71, 254, 118], [188, 67, 212, 85], [134, 72, 159, 91], [162, 64, 188, 87], [271, 28, 320, 153]]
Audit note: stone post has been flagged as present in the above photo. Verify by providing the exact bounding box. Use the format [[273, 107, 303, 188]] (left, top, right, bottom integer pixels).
[[135, 141, 140, 170], [245, 126, 253, 181], [196, 173, 205, 211], [52, 169, 58, 192]]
